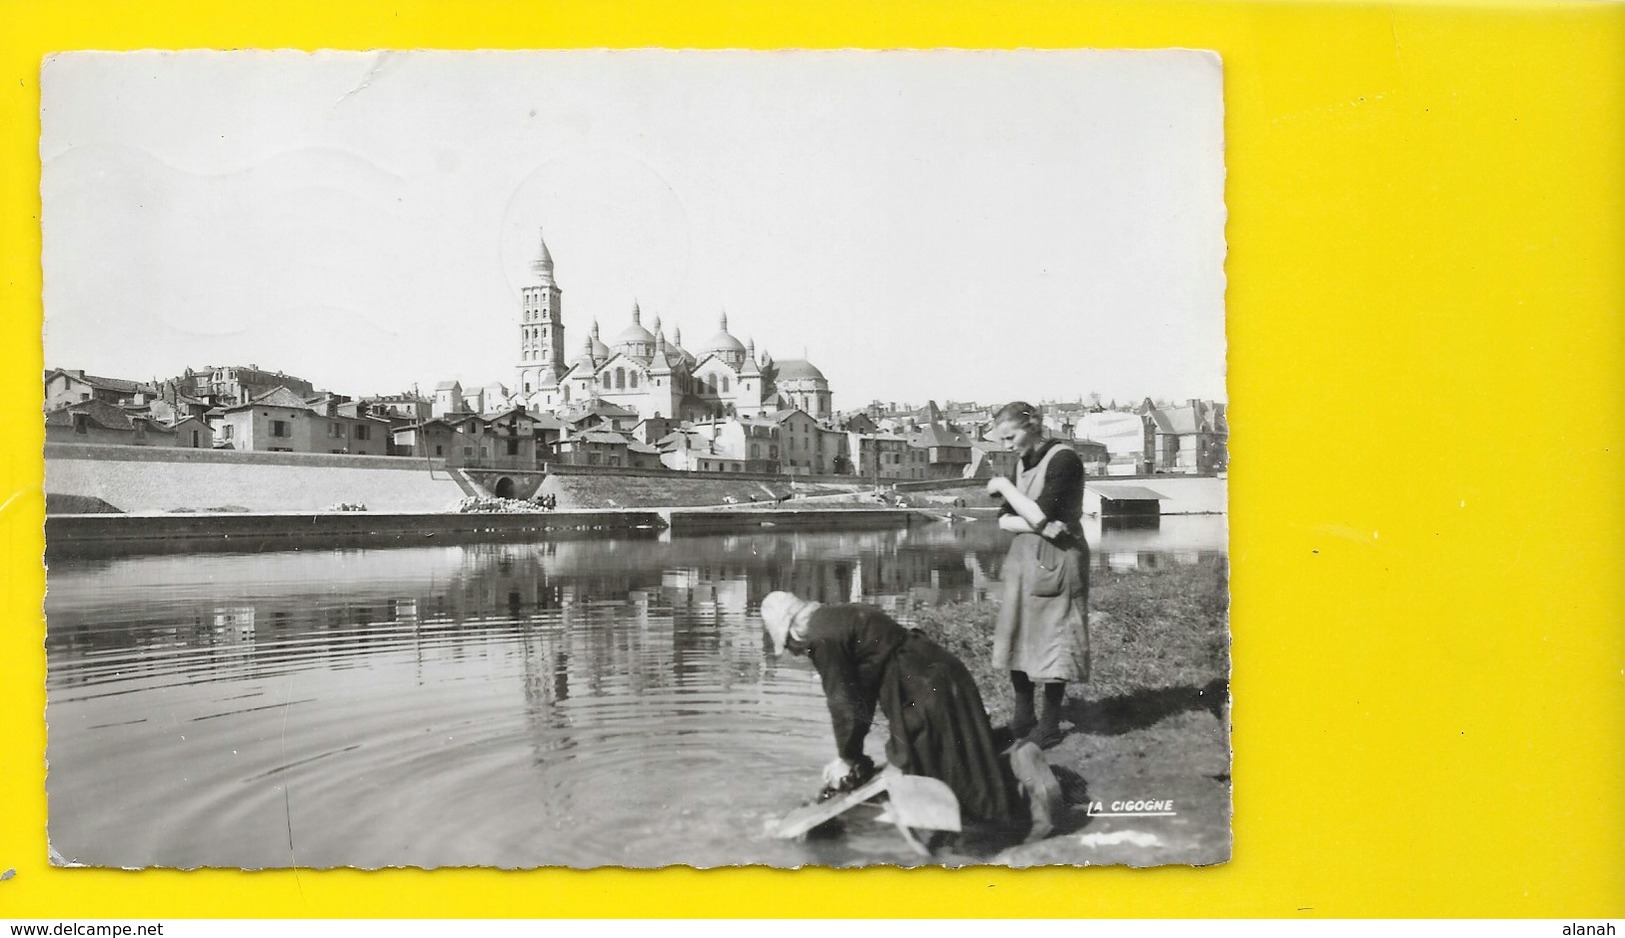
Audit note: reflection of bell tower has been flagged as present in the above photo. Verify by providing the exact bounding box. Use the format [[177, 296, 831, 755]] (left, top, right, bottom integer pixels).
[[517, 229, 566, 395]]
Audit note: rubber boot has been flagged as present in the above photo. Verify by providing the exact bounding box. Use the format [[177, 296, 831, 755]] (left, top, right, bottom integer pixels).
[[1024, 682, 1067, 749], [1008, 671, 1037, 741]]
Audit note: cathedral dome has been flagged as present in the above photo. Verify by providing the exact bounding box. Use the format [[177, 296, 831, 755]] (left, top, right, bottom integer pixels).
[[589, 321, 611, 361], [670, 327, 697, 367], [573, 335, 600, 371], [615, 302, 656, 347], [703, 312, 747, 354], [773, 359, 827, 384]]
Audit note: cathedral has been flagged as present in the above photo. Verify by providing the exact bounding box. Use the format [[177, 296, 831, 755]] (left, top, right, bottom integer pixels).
[[514, 230, 833, 422]]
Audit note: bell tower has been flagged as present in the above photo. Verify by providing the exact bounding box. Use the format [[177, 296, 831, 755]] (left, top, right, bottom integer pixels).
[[518, 229, 566, 394]]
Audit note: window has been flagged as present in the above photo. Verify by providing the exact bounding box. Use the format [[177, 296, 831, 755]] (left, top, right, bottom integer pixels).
[[721, 377, 729, 393], [435, 445, 444, 456], [616, 369, 625, 390], [630, 373, 638, 389], [271, 420, 289, 438], [191, 430, 200, 447], [507, 439, 519, 456], [223, 425, 233, 440], [354, 425, 369, 441], [463, 446, 474, 457]]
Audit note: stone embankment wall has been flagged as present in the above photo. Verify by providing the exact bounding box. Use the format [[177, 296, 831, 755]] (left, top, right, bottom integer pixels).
[[538, 471, 868, 510], [896, 474, 1228, 516], [44, 442, 472, 513], [43, 443, 883, 514]]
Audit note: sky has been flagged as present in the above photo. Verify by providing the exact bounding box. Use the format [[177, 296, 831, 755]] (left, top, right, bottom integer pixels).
[[40, 49, 1227, 408]]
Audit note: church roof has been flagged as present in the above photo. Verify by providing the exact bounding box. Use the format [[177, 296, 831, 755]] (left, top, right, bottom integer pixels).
[[772, 358, 827, 383]]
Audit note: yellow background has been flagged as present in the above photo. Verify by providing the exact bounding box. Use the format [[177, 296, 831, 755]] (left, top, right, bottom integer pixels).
[[3, 0, 1622, 918]]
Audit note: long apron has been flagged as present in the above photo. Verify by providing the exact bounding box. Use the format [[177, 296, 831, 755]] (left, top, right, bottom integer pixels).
[[992, 443, 1090, 682]]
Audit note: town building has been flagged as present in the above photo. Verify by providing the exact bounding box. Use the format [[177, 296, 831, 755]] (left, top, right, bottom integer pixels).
[[364, 392, 434, 424], [432, 381, 467, 418], [1075, 410, 1153, 476], [452, 407, 562, 469], [205, 386, 390, 455], [907, 420, 974, 480], [1146, 400, 1228, 474], [656, 428, 746, 473], [694, 416, 781, 473], [169, 415, 213, 449], [45, 369, 156, 411], [44, 400, 172, 447], [210, 387, 316, 453], [390, 419, 460, 460], [162, 365, 315, 408], [966, 440, 1017, 479], [850, 431, 914, 482], [1073, 438, 1111, 476], [554, 430, 633, 468]]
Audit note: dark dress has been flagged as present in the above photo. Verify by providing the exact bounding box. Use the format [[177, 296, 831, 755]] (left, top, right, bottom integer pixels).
[[799, 603, 1028, 829]]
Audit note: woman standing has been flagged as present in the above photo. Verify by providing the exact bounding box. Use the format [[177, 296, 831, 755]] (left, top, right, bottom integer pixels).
[[985, 401, 1090, 748], [760, 591, 1059, 839]]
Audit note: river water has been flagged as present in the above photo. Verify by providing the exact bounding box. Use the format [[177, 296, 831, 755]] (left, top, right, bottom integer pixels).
[[44, 515, 1225, 869]]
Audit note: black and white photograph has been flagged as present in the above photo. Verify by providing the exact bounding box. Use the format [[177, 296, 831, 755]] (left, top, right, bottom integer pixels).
[[40, 49, 1229, 869]]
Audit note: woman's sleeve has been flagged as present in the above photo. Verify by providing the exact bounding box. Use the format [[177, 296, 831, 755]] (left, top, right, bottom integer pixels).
[[806, 629, 875, 762], [1035, 448, 1084, 520]]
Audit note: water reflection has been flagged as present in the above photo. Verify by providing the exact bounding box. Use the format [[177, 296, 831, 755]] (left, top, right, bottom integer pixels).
[[45, 517, 1224, 869]]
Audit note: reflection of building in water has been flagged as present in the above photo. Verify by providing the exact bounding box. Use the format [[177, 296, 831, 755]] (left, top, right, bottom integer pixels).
[[213, 606, 255, 640], [47, 527, 1225, 710]]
